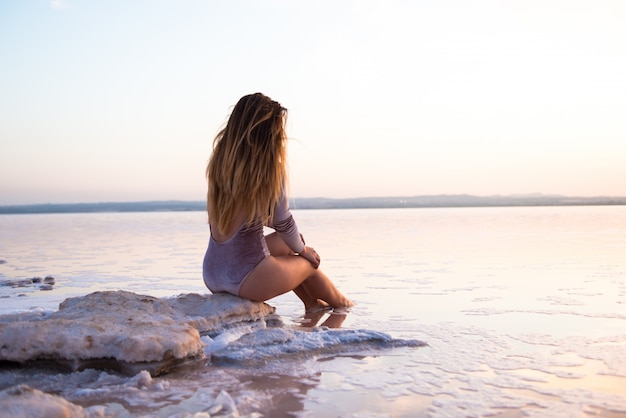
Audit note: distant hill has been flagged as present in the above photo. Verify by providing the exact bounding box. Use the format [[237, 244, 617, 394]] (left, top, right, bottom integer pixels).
[[1, 195, 626, 214], [0, 201, 206, 215], [291, 195, 626, 209]]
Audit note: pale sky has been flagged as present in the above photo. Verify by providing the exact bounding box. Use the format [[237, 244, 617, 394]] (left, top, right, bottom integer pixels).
[[1, 0, 625, 205]]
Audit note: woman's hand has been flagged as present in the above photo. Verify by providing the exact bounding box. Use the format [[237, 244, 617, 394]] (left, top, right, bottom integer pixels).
[[300, 246, 320, 269]]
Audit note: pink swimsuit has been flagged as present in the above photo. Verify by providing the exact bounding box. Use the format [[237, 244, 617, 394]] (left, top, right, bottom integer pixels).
[[202, 190, 304, 296]]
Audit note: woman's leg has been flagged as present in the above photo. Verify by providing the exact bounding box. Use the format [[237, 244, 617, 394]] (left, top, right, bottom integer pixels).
[[239, 233, 353, 309], [264, 233, 329, 310], [263, 233, 320, 309], [239, 255, 352, 308]]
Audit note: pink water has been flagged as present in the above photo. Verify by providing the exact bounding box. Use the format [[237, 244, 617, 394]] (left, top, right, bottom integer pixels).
[[1, 206, 625, 416]]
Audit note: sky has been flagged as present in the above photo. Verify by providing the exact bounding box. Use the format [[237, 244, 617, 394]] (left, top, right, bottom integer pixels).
[[1, 0, 625, 205]]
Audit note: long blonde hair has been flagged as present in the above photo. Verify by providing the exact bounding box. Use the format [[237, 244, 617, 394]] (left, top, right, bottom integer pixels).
[[206, 93, 287, 235]]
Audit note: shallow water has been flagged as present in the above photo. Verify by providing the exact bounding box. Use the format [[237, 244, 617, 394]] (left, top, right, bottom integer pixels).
[[1, 206, 625, 416]]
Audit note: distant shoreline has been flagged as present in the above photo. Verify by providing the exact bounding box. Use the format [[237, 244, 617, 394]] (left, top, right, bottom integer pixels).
[[1, 195, 626, 214]]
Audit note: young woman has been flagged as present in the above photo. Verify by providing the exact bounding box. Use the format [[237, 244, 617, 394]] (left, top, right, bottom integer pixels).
[[203, 93, 353, 313]]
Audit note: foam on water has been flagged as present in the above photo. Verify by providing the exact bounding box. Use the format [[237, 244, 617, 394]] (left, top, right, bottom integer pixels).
[[208, 327, 425, 367]]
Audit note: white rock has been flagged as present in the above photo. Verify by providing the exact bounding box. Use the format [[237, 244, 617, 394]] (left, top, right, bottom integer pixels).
[[0, 385, 85, 418], [0, 290, 278, 374]]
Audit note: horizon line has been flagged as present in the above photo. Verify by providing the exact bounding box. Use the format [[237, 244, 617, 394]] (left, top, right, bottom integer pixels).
[[2, 194, 626, 215], [2, 192, 626, 207]]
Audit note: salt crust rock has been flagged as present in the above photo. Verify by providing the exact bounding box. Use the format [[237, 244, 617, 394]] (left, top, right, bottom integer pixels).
[[211, 327, 427, 366], [0, 290, 277, 374], [0, 383, 250, 418], [0, 290, 425, 378], [0, 384, 85, 418]]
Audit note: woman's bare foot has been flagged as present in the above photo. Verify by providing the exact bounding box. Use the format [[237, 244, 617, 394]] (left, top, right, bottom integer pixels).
[[305, 299, 330, 313], [333, 295, 354, 310]]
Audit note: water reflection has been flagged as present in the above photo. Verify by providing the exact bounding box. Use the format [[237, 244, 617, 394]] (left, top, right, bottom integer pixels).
[[297, 308, 349, 328]]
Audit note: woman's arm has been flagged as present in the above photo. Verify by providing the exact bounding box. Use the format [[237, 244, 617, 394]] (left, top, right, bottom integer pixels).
[[271, 191, 305, 254], [270, 183, 321, 268]]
